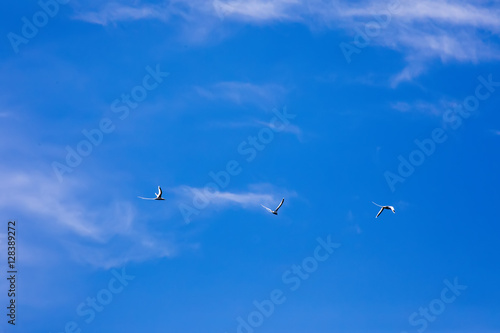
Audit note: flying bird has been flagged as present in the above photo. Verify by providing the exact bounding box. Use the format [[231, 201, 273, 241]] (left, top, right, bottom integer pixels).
[[372, 202, 395, 218], [261, 198, 284, 215], [138, 186, 166, 200]]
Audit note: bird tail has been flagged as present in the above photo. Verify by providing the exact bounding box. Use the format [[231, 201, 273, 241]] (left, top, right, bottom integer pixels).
[[372, 201, 383, 207]]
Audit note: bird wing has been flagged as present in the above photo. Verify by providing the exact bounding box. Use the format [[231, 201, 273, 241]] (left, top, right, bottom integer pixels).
[[261, 204, 274, 213], [158, 186, 162, 196], [275, 198, 285, 211], [138, 196, 156, 200], [372, 201, 384, 207], [376, 207, 384, 218]]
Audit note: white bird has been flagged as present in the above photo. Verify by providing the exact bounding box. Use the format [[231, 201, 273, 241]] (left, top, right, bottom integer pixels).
[[372, 202, 395, 218], [261, 198, 284, 215], [138, 186, 166, 200]]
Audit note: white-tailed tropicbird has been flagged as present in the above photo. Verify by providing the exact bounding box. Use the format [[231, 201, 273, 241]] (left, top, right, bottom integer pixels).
[[372, 202, 395, 218], [138, 186, 166, 200], [261, 198, 284, 215]]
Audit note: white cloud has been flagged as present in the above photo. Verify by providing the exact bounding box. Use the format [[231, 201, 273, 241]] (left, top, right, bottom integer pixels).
[[322, 0, 500, 83], [194, 81, 287, 107], [73, 2, 170, 25], [207, 118, 303, 140], [489, 129, 500, 136], [212, 0, 302, 22], [0, 168, 177, 268], [72, 0, 500, 82], [391, 98, 460, 116], [0, 171, 99, 238], [74, 0, 302, 25], [173, 183, 295, 213], [256, 119, 303, 139], [390, 62, 427, 88], [64, 233, 175, 269], [176, 186, 275, 208], [377, 1, 500, 28], [390, 101, 411, 112]]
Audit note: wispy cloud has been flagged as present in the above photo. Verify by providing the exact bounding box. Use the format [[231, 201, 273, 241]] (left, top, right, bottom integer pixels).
[[64, 232, 176, 269], [489, 129, 500, 136], [326, 0, 500, 84], [0, 171, 101, 238], [375, 1, 500, 28], [256, 119, 303, 139], [73, 0, 500, 83], [206, 117, 302, 140], [73, 2, 170, 25], [194, 81, 287, 107], [391, 98, 460, 116], [0, 168, 176, 268], [173, 183, 295, 211], [212, 0, 302, 22], [175, 186, 273, 209], [74, 0, 302, 25]]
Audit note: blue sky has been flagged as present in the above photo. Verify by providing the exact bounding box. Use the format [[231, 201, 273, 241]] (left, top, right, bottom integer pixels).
[[1, 0, 500, 332]]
